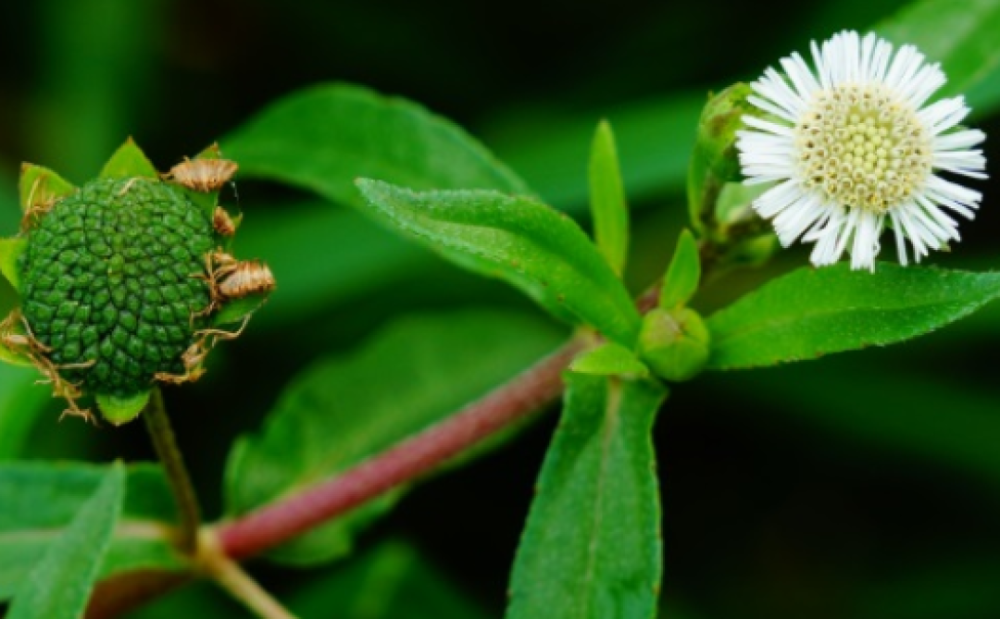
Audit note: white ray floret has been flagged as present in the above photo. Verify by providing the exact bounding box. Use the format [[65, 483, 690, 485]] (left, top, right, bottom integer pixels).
[[736, 30, 987, 271]]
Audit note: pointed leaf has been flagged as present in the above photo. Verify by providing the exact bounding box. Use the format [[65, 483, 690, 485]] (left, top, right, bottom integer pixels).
[[706, 264, 1000, 370], [7, 463, 123, 619], [507, 372, 666, 619], [222, 83, 530, 208], [355, 180, 641, 346], [96, 390, 152, 426], [225, 310, 565, 565], [0, 237, 27, 294], [588, 120, 628, 276], [99, 138, 159, 180], [17, 164, 75, 214], [0, 462, 184, 601], [659, 229, 700, 309], [211, 293, 269, 327], [570, 342, 649, 378]]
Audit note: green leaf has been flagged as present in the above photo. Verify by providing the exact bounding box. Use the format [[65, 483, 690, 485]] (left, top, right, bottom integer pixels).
[[225, 310, 565, 565], [569, 342, 649, 378], [706, 264, 1000, 370], [222, 83, 530, 208], [99, 138, 159, 180], [876, 0, 1000, 102], [211, 293, 268, 327], [17, 164, 76, 214], [588, 120, 628, 276], [506, 372, 667, 619], [0, 462, 184, 600], [0, 364, 50, 459], [96, 390, 152, 426], [355, 180, 641, 346], [659, 229, 700, 310], [7, 463, 124, 619], [0, 311, 36, 368], [0, 237, 28, 294]]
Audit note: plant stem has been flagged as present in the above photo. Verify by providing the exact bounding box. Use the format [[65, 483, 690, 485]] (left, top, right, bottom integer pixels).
[[143, 387, 201, 554], [198, 531, 299, 619], [216, 337, 587, 560]]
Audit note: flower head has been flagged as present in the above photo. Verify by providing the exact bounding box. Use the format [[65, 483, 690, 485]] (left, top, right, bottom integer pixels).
[[0, 140, 274, 425], [736, 30, 987, 271]]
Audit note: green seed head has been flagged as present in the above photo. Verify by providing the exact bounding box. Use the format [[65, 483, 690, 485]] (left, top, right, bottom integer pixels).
[[19, 178, 213, 397], [0, 140, 273, 425]]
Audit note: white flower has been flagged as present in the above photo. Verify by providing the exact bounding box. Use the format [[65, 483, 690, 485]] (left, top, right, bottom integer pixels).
[[736, 30, 987, 271]]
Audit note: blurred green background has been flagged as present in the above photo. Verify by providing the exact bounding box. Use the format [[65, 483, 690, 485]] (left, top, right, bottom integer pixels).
[[3, 0, 1000, 617]]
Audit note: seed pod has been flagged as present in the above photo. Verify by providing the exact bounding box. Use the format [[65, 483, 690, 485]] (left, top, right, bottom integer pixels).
[[219, 260, 276, 300], [168, 158, 238, 192]]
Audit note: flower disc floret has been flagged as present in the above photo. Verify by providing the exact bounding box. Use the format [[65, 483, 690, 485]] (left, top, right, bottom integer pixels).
[[18, 177, 213, 397], [737, 30, 987, 271]]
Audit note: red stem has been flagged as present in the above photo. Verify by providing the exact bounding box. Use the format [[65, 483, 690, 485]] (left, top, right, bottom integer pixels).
[[217, 337, 586, 560]]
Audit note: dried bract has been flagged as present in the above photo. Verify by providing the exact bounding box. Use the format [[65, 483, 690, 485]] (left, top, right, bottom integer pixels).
[[167, 158, 238, 193]]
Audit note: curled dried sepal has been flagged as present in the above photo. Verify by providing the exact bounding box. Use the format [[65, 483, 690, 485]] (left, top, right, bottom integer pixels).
[[213, 206, 238, 237], [18, 164, 76, 232], [195, 251, 276, 319], [1, 309, 96, 422], [166, 158, 238, 193]]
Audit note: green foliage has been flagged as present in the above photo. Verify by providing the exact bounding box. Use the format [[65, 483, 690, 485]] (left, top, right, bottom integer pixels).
[[222, 83, 530, 207], [225, 310, 564, 565], [506, 372, 666, 619], [99, 137, 160, 179], [17, 164, 75, 215], [588, 120, 629, 276], [570, 341, 650, 378], [659, 229, 701, 310], [0, 462, 183, 600], [706, 264, 1000, 370], [7, 462, 123, 619], [0, 237, 27, 293], [355, 180, 641, 346]]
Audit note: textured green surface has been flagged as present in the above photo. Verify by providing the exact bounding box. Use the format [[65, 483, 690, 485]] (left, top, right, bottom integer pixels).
[[506, 372, 666, 619], [588, 120, 629, 277], [225, 310, 564, 565], [19, 177, 212, 396], [0, 462, 183, 600], [6, 463, 123, 619], [706, 264, 1000, 369], [356, 180, 641, 347]]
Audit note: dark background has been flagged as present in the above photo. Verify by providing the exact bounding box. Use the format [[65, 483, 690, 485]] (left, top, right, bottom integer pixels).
[[3, 0, 1000, 617]]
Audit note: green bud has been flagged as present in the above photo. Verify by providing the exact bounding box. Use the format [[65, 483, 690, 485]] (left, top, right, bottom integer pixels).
[[638, 307, 710, 382], [688, 83, 753, 236]]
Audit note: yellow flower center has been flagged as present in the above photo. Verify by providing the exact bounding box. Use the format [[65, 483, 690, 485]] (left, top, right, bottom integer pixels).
[[796, 83, 932, 214]]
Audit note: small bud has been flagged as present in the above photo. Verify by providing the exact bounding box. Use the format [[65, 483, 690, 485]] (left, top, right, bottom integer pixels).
[[638, 307, 710, 382], [688, 83, 753, 235]]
